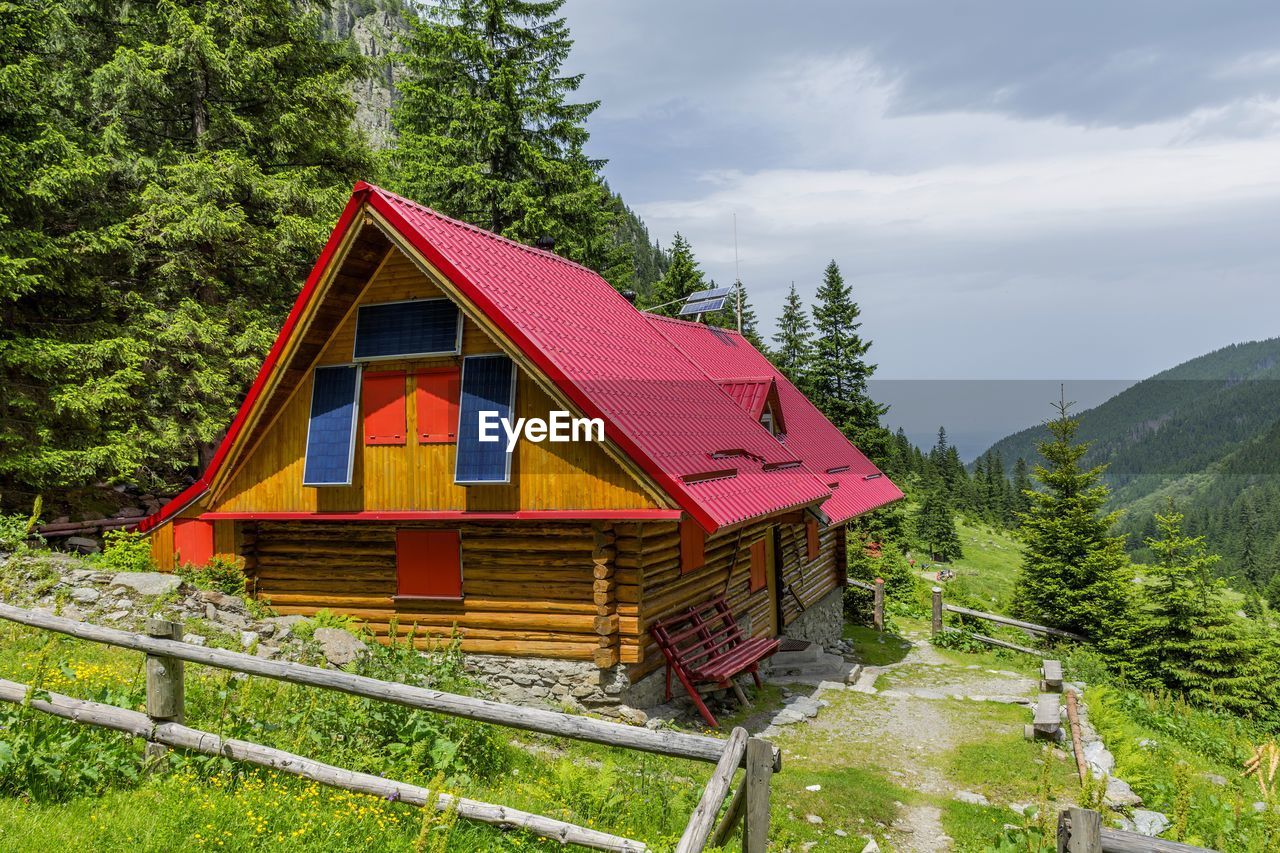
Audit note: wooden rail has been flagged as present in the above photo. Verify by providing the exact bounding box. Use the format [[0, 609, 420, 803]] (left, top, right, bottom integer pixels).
[[846, 578, 885, 631], [1058, 807, 1215, 852], [930, 587, 1087, 656], [0, 602, 776, 851]]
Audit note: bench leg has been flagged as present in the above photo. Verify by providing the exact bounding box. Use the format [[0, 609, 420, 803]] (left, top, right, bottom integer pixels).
[[751, 668, 763, 690], [675, 670, 719, 727], [731, 679, 749, 707]]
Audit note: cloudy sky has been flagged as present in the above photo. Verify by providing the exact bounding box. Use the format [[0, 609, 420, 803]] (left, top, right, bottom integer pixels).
[[561, 2, 1280, 453]]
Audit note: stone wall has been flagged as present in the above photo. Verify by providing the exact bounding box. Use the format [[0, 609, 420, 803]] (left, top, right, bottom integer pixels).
[[463, 653, 667, 722], [780, 587, 845, 649]]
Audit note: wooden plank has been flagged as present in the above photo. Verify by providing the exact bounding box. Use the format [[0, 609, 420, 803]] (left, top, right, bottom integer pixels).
[[742, 737, 773, 853], [1059, 807, 1101, 853], [0, 678, 645, 852], [942, 603, 1086, 641], [1035, 694, 1061, 729], [708, 777, 745, 849], [675, 727, 748, 853], [945, 627, 1043, 657], [0, 602, 733, 767]]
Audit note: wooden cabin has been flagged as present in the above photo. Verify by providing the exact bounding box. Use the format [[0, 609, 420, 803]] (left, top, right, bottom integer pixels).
[[139, 183, 902, 708]]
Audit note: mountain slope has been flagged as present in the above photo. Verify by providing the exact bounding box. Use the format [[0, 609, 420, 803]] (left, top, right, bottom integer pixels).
[[978, 338, 1280, 582]]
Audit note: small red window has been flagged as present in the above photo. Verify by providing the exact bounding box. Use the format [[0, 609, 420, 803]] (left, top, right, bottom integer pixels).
[[396, 530, 462, 599], [362, 371, 406, 445], [173, 519, 214, 567], [680, 518, 705, 575], [416, 368, 460, 444], [749, 537, 768, 593], [806, 519, 820, 561]]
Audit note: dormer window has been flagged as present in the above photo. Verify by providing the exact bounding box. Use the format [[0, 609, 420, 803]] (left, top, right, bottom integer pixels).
[[760, 408, 774, 434]]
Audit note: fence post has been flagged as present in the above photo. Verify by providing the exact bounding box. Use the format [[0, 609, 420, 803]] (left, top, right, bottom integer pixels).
[[1057, 806, 1101, 853], [144, 617, 184, 765], [872, 577, 885, 632], [742, 737, 772, 853], [931, 586, 943, 636]]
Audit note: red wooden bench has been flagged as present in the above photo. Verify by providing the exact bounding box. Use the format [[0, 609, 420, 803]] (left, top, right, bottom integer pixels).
[[650, 595, 780, 727]]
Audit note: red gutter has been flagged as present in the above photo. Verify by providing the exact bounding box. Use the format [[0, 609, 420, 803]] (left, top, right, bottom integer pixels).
[[367, 192, 730, 533], [198, 510, 683, 522], [137, 186, 376, 534]]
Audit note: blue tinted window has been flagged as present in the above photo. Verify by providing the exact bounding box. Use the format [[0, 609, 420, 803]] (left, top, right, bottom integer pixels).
[[455, 355, 516, 484], [303, 365, 360, 486], [354, 299, 460, 360]]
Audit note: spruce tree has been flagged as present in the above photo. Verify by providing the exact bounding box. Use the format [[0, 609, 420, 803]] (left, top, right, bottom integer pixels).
[[391, 0, 624, 276], [1012, 401, 1136, 653], [808, 260, 886, 442], [646, 233, 705, 315], [1136, 507, 1271, 718], [1, 0, 374, 503], [1011, 457, 1034, 520], [770, 283, 812, 389], [915, 490, 963, 562]]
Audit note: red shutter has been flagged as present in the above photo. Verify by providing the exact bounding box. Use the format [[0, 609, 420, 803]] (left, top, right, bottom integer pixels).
[[396, 529, 462, 599], [173, 519, 214, 567], [362, 371, 406, 446], [416, 368, 460, 444], [749, 537, 767, 592], [680, 518, 705, 575], [806, 519, 820, 561]]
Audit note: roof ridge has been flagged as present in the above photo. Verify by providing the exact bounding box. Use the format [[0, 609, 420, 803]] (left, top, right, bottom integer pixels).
[[363, 183, 599, 277], [643, 313, 747, 337]]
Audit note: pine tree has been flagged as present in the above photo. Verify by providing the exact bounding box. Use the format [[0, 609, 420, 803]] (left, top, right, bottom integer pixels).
[[915, 490, 963, 562], [808, 260, 886, 444], [705, 280, 766, 351], [1136, 507, 1271, 718], [391, 0, 624, 276], [646, 233, 705, 315], [770, 283, 812, 389], [1, 0, 374, 503], [1012, 401, 1136, 654], [1011, 457, 1033, 521]]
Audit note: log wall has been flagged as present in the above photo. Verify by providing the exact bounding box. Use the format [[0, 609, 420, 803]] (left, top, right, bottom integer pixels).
[[244, 521, 617, 661], [622, 518, 846, 679]]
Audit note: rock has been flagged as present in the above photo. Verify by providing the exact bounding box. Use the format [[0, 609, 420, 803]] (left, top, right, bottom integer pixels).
[[1105, 777, 1143, 807], [1254, 801, 1269, 813], [1132, 809, 1170, 837], [105, 610, 130, 621], [817, 680, 846, 691], [954, 790, 990, 806], [1083, 740, 1115, 775], [113, 506, 145, 518], [198, 589, 246, 611], [255, 645, 281, 659], [313, 627, 367, 666], [69, 587, 101, 604], [805, 814, 823, 824], [771, 709, 805, 726], [805, 784, 822, 792], [110, 572, 182, 597], [66, 536, 100, 553], [215, 610, 248, 630], [183, 634, 207, 647], [1009, 802, 1031, 815], [1201, 773, 1227, 787], [240, 631, 259, 648], [615, 705, 647, 725], [800, 843, 817, 853], [861, 838, 880, 853], [66, 569, 94, 583], [834, 828, 847, 837]]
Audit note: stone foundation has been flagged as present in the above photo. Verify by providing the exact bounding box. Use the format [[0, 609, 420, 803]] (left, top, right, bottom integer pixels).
[[780, 587, 845, 648], [463, 654, 667, 721]]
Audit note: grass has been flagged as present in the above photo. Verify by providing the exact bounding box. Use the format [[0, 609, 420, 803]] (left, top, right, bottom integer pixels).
[[842, 623, 912, 666], [937, 518, 1024, 614]]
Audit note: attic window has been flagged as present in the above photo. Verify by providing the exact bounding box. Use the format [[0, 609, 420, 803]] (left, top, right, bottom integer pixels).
[[353, 298, 461, 361], [760, 408, 774, 434]]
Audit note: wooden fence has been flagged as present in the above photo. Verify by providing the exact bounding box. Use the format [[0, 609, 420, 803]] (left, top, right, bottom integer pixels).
[[1057, 807, 1214, 852], [930, 586, 1086, 654], [0, 602, 776, 852], [846, 578, 885, 631]]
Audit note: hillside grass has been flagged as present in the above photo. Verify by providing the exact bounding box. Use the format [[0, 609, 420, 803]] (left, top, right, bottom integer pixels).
[[937, 518, 1023, 614]]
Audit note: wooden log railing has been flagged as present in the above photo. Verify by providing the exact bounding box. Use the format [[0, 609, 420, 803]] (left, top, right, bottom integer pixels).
[[0, 602, 776, 852], [930, 587, 1087, 655], [1057, 807, 1215, 852], [846, 578, 885, 631]]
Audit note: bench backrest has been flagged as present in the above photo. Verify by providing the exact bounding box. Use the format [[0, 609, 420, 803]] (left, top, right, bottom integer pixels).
[[651, 596, 747, 671]]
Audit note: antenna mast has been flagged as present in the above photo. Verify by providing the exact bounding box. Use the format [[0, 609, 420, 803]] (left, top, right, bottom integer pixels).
[[733, 213, 742, 333]]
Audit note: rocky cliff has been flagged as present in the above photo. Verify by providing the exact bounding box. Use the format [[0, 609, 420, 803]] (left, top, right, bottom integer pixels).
[[323, 0, 412, 148]]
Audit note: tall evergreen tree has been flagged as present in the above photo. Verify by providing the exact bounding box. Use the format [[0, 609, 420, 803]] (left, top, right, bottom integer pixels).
[[1136, 507, 1271, 718], [915, 490, 963, 562], [1011, 457, 1034, 520], [1012, 401, 1136, 656], [391, 0, 624, 276], [808, 260, 884, 433], [646, 233, 704, 315], [1, 0, 374, 505], [770, 283, 812, 388]]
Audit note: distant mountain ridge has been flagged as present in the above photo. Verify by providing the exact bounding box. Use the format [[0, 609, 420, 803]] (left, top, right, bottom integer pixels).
[[978, 337, 1280, 583]]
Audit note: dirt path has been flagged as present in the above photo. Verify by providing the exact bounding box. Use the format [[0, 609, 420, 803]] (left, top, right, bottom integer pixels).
[[762, 628, 1042, 851]]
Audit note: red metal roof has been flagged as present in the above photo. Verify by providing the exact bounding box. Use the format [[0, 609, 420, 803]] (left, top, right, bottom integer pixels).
[[644, 315, 904, 524], [141, 183, 898, 534], [717, 377, 773, 418]]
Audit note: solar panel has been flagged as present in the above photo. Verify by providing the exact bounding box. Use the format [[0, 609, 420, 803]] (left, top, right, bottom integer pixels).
[[455, 354, 517, 484], [303, 365, 360, 486], [353, 299, 461, 361], [678, 296, 729, 316], [687, 286, 732, 301]]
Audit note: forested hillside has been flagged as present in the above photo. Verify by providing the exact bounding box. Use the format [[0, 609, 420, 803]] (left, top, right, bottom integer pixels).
[[978, 338, 1280, 595]]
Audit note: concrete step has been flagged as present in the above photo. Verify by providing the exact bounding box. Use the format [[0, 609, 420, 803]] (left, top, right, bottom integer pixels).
[[769, 651, 850, 677], [769, 644, 822, 668]]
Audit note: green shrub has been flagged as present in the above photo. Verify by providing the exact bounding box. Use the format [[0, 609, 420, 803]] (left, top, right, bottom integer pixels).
[[177, 554, 247, 597], [0, 497, 43, 552], [93, 530, 155, 574], [292, 609, 363, 643]]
